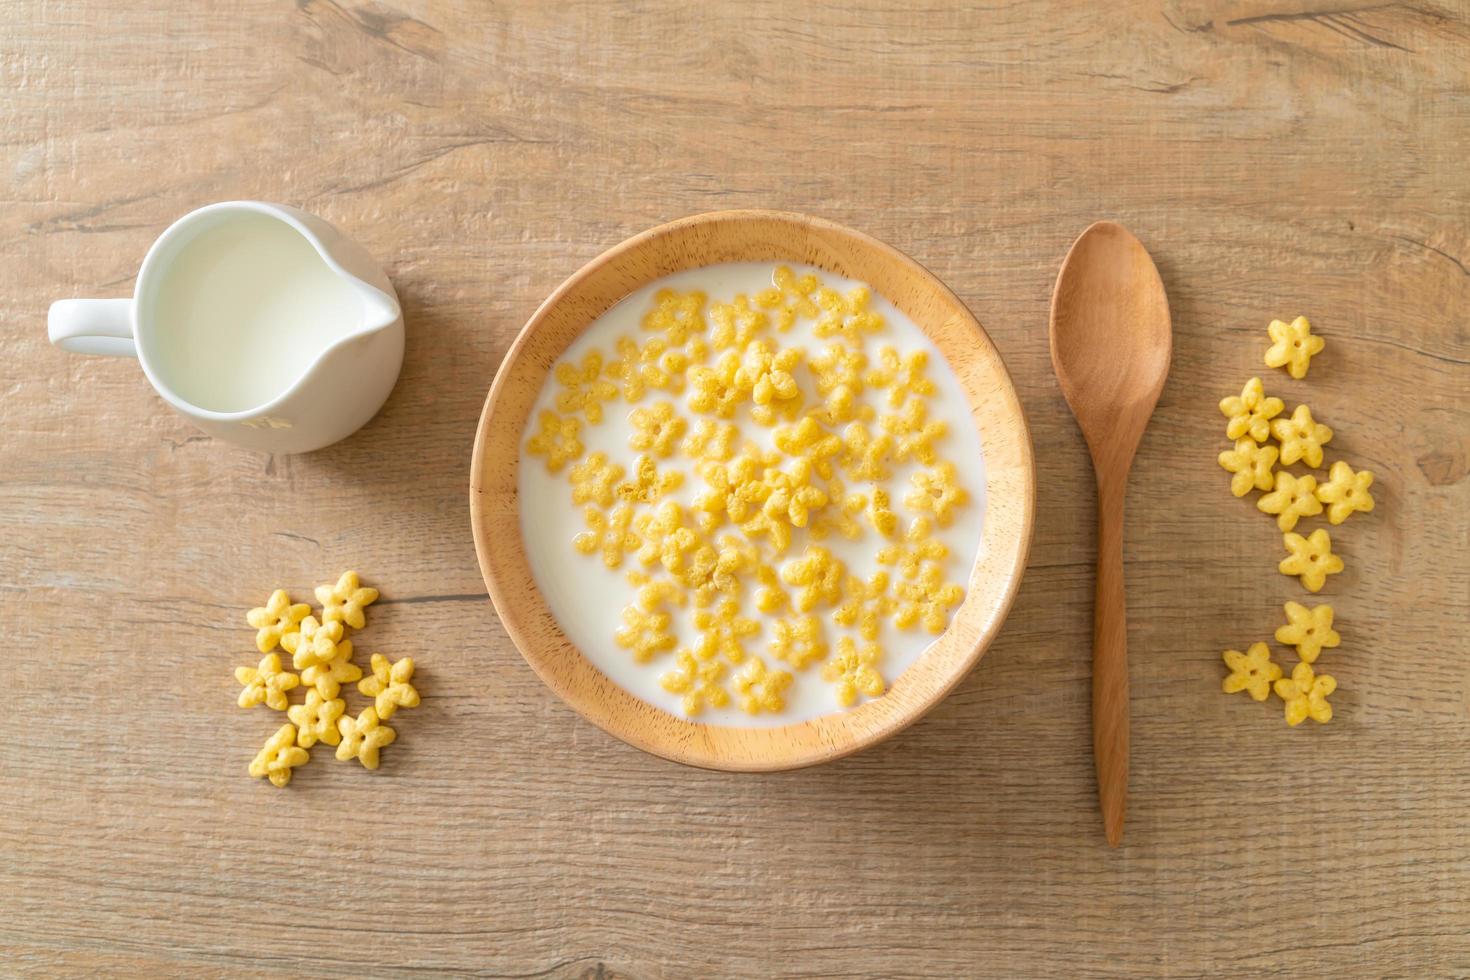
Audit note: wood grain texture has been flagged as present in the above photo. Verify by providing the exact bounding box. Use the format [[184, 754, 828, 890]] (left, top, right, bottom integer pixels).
[[2, 1, 1467, 976]]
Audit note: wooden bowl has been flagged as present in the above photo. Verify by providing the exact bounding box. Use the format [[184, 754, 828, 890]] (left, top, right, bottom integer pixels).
[[471, 210, 1035, 771]]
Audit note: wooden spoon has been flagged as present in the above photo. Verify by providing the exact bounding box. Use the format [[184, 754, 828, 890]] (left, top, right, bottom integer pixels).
[[1048, 221, 1171, 847]]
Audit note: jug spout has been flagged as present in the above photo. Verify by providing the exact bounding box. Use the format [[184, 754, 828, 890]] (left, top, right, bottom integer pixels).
[[354, 279, 401, 334]]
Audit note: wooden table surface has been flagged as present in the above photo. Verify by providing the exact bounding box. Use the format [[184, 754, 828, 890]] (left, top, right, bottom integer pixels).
[[4, 2, 1467, 977]]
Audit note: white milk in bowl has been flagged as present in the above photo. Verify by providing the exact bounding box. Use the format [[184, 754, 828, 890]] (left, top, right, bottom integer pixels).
[[147, 212, 362, 413]]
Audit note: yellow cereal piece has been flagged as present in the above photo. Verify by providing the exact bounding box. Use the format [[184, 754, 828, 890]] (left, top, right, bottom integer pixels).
[[865, 346, 934, 409], [876, 515, 948, 580], [866, 488, 899, 538], [681, 418, 739, 463], [810, 479, 865, 541], [526, 410, 583, 473], [249, 723, 311, 787], [301, 639, 363, 699], [1221, 642, 1282, 701], [1316, 460, 1375, 525], [709, 294, 770, 351], [314, 571, 379, 630], [1275, 601, 1340, 664], [659, 651, 729, 715], [628, 400, 687, 457], [1219, 377, 1284, 443], [687, 350, 746, 418], [754, 566, 790, 614], [572, 502, 641, 568], [823, 637, 885, 706], [733, 657, 793, 715], [1270, 404, 1333, 468], [834, 571, 893, 641], [1264, 315, 1324, 380], [1279, 528, 1344, 593], [570, 452, 627, 508], [234, 653, 300, 711], [773, 416, 843, 479], [735, 340, 803, 425], [779, 545, 846, 612], [634, 501, 701, 575], [1218, 438, 1279, 498], [769, 614, 827, 669], [1256, 471, 1321, 530], [693, 598, 760, 664], [282, 615, 344, 670], [614, 602, 677, 663], [615, 454, 683, 504], [754, 265, 820, 331], [680, 533, 755, 608], [553, 350, 619, 423], [809, 344, 873, 424], [893, 564, 964, 634], [840, 421, 894, 482], [628, 570, 688, 612], [814, 285, 884, 347], [246, 589, 312, 654], [287, 689, 346, 748], [881, 397, 948, 464], [1273, 660, 1335, 726], [335, 707, 396, 769], [740, 510, 793, 554], [358, 653, 420, 719], [694, 449, 772, 528], [641, 287, 707, 345], [761, 458, 830, 529], [904, 462, 967, 526], [607, 335, 679, 402]]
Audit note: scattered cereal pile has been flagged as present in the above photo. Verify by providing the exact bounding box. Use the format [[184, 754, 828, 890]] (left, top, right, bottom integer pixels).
[[237, 572, 419, 785], [526, 267, 972, 717], [1217, 317, 1376, 726]]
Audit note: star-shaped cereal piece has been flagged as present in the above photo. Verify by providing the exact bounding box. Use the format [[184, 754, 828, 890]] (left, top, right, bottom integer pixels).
[[235, 653, 300, 711], [865, 346, 935, 409], [287, 689, 345, 748], [679, 533, 755, 608], [904, 462, 967, 526], [357, 653, 420, 719], [628, 400, 687, 458], [809, 479, 865, 541], [314, 571, 379, 630], [659, 651, 729, 716], [809, 344, 873, 424], [1279, 528, 1344, 593], [709, 294, 770, 351], [823, 637, 886, 706], [335, 707, 397, 769], [641, 287, 707, 346], [733, 657, 793, 715], [246, 589, 311, 654], [1218, 438, 1279, 498], [1264, 315, 1324, 379], [894, 564, 965, 634], [754, 265, 821, 331], [882, 397, 948, 465], [735, 340, 803, 425], [773, 416, 843, 479], [1221, 642, 1282, 701], [572, 503, 641, 569], [605, 335, 663, 403], [1315, 460, 1375, 525], [634, 501, 701, 575], [876, 516, 948, 580], [834, 571, 893, 641], [779, 545, 846, 612], [1219, 377, 1284, 443], [249, 723, 310, 787], [1256, 471, 1321, 531], [626, 570, 687, 613], [570, 452, 627, 508], [769, 614, 827, 669], [761, 458, 830, 529], [740, 510, 793, 554], [840, 421, 894, 482], [1270, 404, 1333, 468], [681, 419, 739, 463], [526, 410, 584, 473], [687, 350, 745, 418], [1274, 601, 1340, 664], [300, 639, 363, 698], [693, 598, 760, 664], [614, 603, 677, 663], [553, 350, 618, 423], [1273, 661, 1336, 726], [615, 454, 683, 505], [282, 615, 344, 670], [814, 285, 884, 347], [693, 449, 772, 528]]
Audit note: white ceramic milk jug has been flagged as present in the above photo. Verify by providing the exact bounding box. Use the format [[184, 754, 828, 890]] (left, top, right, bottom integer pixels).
[[48, 201, 404, 454]]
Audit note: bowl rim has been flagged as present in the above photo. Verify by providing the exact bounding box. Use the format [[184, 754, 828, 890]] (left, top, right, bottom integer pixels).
[[470, 209, 1035, 771]]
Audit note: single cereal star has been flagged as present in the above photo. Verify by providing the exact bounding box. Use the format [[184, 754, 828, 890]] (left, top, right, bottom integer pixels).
[[614, 602, 677, 663], [287, 689, 346, 748], [865, 345, 934, 408], [773, 416, 843, 479], [1264, 315, 1324, 379], [1274, 601, 1340, 664], [882, 397, 948, 465], [681, 419, 739, 462], [1279, 528, 1344, 593], [572, 503, 641, 569], [1219, 377, 1284, 443], [282, 615, 344, 670], [709, 294, 770, 351], [358, 653, 420, 719], [840, 421, 894, 482], [249, 723, 311, 787], [687, 350, 745, 418], [628, 400, 687, 457], [1270, 404, 1333, 468], [1256, 471, 1321, 531], [809, 344, 873, 424], [779, 545, 846, 612], [769, 614, 828, 669], [876, 516, 948, 580], [1218, 438, 1279, 498], [733, 657, 793, 715], [641, 287, 708, 345], [814, 285, 884, 347], [833, 570, 894, 641], [615, 454, 683, 505], [823, 637, 886, 707], [300, 639, 363, 699], [734, 340, 803, 425], [246, 589, 311, 654], [553, 349, 619, 423], [809, 479, 865, 540], [893, 564, 964, 634], [235, 653, 300, 711], [526, 409, 584, 473], [693, 598, 760, 664], [761, 458, 830, 529], [1315, 460, 1375, 525], [659, 651, 729, 716], [335, 707, 397, 769], [315, 571, 379, 630], [1273, 660, 1336, 726], [905, 462, 967, 526], [1221, 642, 1282, 701], [754, 265, 820, 330], [570, 452, 627, 508]]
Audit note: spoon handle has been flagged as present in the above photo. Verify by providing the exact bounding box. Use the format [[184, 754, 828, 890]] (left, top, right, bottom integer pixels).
[[1093, 475, 1130, 846]]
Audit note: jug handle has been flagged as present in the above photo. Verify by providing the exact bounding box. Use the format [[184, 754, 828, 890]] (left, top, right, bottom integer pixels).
[[48, 299, 136, 357]]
